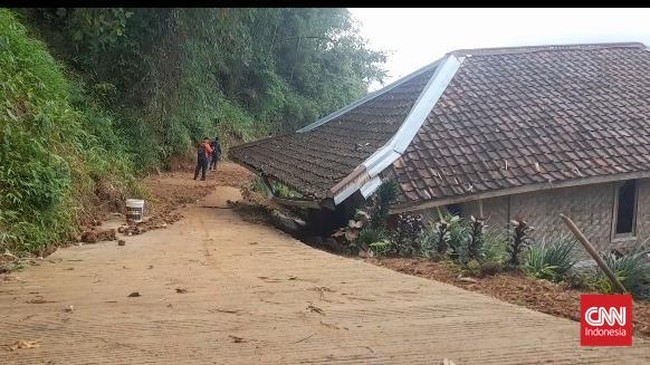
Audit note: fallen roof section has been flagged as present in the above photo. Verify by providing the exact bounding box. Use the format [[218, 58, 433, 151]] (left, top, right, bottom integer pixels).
[[229, 58, 442, 201], [327, 54, 463, 205], [231, 42, 650, 213]]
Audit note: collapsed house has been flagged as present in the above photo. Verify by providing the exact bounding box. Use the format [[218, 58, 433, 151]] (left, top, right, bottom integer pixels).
[[230, 42, 650, 252]]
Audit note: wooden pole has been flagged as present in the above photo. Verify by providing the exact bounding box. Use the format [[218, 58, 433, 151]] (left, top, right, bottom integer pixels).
[[559, 214, 627, 294]]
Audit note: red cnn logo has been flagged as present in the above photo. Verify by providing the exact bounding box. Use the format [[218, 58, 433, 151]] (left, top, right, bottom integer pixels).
[[580, 294, 632, 346]]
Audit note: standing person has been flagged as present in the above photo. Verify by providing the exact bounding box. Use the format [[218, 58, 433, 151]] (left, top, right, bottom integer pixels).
[[193, 137, 212, 181], [209, 136, 222, 171]]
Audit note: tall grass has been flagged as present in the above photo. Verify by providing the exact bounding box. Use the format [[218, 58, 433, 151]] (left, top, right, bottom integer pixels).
[[0, 9, 137, 255], [523, 235, 578, 282], [586, 249, 650, 299]]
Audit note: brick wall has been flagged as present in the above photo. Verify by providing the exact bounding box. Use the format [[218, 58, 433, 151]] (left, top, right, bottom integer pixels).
[[510, 183, 614, 251], [453, 178, 650, 252], [636, 179, 650, 249], [460, 197, 509, 231]]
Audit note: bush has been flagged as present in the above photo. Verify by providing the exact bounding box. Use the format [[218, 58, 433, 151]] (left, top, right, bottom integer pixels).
[[507, 219, 534, 268], [391, 213, 425, 256], [369, 181, 398, 229], [421, 211, 465, 260], [523, 235, 578, 282], [0, 10, 137, 255], [368, 239, 394, 258], [358, 226, 387, 247], [481, 228, 508, 263], [447, 216, 470, 261], [584, 249, 650, 299], [328, 180, 397, 258], [467, 216, 486, 261]]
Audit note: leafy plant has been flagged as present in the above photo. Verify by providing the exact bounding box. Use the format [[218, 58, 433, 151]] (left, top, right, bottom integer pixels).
[[369, 181, 398, 229], [467, 216, 485, 261], [368, 239, 394, 258], [481, 228, 509, 263], [523, 235, 578, 282], [463, 259, 481, 277], [270, 180, 303, 199], [447, 216, 469, 261], [391, 213, 425, 256], [507, 219, 534, 268], [585, 249, 650, 299], [357, 226, 387, 246], [420, 211, 470, 261], [332, 211, 366, 243]]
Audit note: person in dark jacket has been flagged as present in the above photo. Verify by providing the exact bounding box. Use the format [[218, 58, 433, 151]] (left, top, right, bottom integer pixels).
[[193, 137, 212, 181], [209, 136, 222, 171]]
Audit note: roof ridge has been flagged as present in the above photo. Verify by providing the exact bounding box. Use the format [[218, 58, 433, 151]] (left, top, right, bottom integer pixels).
[[449, 42, 646, 57], [296, 58, 441, 133], [328, 54, 464, 204]]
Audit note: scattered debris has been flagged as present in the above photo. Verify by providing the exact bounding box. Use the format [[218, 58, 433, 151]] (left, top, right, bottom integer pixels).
[[287, 276, 298, 280], [80, 229, 116, 244], [442, 359, 457, 365], [319, 320, 346, 330], [257, 276, 282, 283], [291, 333, 314, 344], [248, 241, 258, 245], [26, 297, 57, 304], [229, 335, 246, 343], [457, 276, 479, 284], [210, 308, 241, 315], [6, 339, 41, 351], [117, 240, 126, 246], [308, 286, 334, 299], [370, 257, 650, 339], [18, 314, 36, 322], [127, 292, 141, 297], [175, 288, 188, 294], [64, 305, 74, 313], [306, 303, 325, 315], [116, 213, 183, 237], [147, 265, 154, 269]]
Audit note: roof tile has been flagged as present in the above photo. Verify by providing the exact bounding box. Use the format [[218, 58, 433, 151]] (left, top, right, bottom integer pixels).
[[230, 67, 436, 198], [392, 44, 650, 205]]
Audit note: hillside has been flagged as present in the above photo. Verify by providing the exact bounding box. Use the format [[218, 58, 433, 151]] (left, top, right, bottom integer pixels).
[[0, 8, 385, 255]]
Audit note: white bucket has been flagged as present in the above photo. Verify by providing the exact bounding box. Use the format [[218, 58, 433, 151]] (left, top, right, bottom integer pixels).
[[125, 199, 145, 223]]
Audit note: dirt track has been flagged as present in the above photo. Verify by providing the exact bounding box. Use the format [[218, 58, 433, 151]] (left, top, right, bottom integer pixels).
[[1, 166, 649, 364]]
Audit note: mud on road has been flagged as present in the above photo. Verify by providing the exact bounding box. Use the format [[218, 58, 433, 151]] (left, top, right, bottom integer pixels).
[[0, 162, 648, 364]]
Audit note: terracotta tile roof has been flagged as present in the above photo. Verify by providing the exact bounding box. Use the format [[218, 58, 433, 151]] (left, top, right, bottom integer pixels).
[[392, 43, 650, 206], [230, 67, 436, 199]]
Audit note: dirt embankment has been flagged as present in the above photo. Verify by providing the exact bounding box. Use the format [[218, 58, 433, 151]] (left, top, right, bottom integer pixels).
[[75, 161, 254, 244], [369, 257, 650, 339]]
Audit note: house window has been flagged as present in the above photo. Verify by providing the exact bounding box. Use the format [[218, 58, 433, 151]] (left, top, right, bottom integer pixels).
[[613, 180, 638, 238], [447, 204, 463, 217]]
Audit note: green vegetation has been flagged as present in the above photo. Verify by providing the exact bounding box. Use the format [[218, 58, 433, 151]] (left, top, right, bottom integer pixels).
[[580, 249, 650, 299], [523, 235, 578, 282], [18, 8, 385, 162], [507, 219, 533, 268], [335, 199, 649, 299], [1, 8, 386, 255], [0, 9, 138, 254]]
